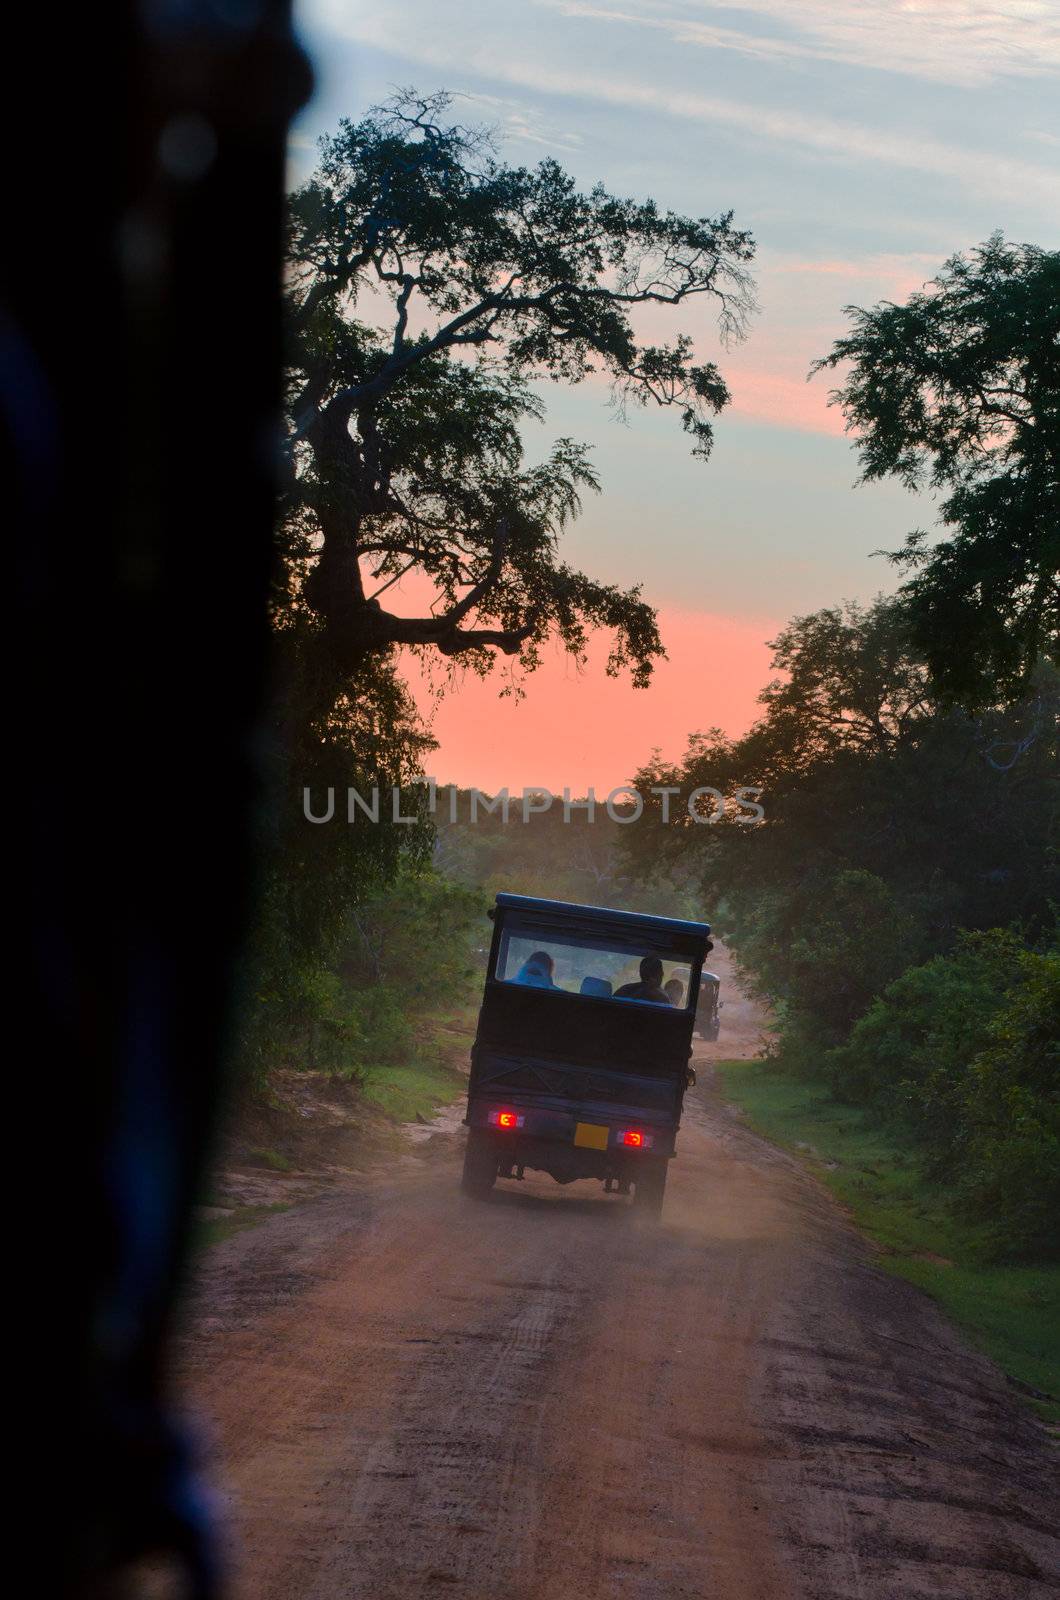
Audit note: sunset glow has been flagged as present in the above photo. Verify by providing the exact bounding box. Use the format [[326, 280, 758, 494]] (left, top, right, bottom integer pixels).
[[402, 607, 778, 792]]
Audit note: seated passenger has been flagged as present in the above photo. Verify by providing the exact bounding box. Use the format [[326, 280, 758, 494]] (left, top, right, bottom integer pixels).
[[514, 950, 557, 988], [615, 956, 671, 1005], [663, 977, 685, 1007]]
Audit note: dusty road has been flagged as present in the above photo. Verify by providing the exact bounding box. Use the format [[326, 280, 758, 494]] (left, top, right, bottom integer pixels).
[[179, 960, 1058, 1599]]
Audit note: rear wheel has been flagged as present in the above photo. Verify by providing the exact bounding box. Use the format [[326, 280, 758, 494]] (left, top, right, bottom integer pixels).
[[633, 1157, 668, 1219], [461, 1129, 498, 1199]]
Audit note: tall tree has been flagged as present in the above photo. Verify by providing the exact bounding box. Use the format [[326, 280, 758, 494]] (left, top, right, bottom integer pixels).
[[283, 90, 756, 701], [813, 234, 1060, 704]]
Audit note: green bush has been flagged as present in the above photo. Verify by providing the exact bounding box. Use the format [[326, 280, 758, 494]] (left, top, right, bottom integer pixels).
[[958, 949, 1059, 1259], [785, 869, 920, 1037], [828, 933, 1058, 1259], [234, 867, 484, 1088], [826, 929, 1025, 1125], [728, 869, 921, 1065]]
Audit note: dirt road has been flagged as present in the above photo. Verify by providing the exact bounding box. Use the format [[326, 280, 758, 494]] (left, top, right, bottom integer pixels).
[[179, 963, 1058, 1599]]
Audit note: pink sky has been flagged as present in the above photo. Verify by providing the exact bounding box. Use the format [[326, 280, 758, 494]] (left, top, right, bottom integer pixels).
[[402, 608, 779, 792], [619, 250, 939, 437]]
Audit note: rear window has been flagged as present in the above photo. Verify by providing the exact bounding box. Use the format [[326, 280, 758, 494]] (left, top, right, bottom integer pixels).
[[494, 919, 696, 1009]]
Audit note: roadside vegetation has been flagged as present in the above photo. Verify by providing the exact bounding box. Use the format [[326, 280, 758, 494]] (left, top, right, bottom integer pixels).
[[235, 866, 485, 1120]]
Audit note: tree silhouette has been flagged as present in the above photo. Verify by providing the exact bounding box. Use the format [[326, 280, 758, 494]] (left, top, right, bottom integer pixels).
[[814, 234, 1060, 704], [282, 90, 756, 697]]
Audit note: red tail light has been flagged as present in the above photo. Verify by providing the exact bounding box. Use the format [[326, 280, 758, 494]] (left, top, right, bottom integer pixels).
[[488, 1108, 525, 1129], [619, 1129, 653, 1148]]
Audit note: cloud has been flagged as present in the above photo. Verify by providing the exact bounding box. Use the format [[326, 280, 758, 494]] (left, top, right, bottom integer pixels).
[[774, 254, 935, 278], [724, 367, 846, 434], [450, 90, 584, 150], [541, 0, 1060, 89], [308, 3, 1060, 207], [717, 249, 950, 431]]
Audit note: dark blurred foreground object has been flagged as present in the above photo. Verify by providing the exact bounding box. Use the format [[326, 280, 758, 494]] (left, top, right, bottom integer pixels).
[[5, 5, 310, 1594]]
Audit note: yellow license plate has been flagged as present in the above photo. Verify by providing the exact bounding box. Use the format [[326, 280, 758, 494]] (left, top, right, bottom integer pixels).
[[574, 1121, 609, 1150]]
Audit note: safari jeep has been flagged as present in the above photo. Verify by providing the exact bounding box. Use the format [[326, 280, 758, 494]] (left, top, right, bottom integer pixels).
[[461, 893, 713, 1217], [697, 970, 722, 1041]]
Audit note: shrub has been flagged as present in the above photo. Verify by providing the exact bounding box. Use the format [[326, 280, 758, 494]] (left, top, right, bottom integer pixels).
[[959, 949, 1060, 1259], [752, 869, 921, 1053], [234, 867, 484, 1088], [826, 929, 1026, 1131], [828, 932, 1058, 1259]]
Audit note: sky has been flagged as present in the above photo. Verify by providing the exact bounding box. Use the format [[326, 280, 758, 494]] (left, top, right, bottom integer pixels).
[[290, 0, 1060, 792]]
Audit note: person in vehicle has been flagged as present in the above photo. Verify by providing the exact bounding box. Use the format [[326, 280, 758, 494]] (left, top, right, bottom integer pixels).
[[514, 950, 557, 987], [663, 977, 685, 1007], [615, 955, 671, 1005]]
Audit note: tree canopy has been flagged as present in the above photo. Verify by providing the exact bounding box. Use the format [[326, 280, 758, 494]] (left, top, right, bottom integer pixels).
[[282, 90, 756, 695], [813, 234, 1060, 704], [624, 598, 1057, 1014]]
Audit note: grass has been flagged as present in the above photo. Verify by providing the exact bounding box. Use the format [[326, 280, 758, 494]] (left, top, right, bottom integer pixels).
[[194, 1202, 290, 1250], [359, 1009, 476, 1122], [714, 1059, 1060, 1425], [360, 1054, 466, 1121], [246, 1146, 294, 1172]]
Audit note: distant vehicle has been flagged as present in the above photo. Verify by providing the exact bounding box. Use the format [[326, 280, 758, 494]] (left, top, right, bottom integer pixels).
[[697, 971, 722, 1041], [461, 893, 713, 1218]]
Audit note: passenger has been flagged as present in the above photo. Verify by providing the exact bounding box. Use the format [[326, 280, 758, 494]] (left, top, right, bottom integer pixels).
[[615, 956, 671, 1005], [663, 977, 684, 1007], [514, 950, 557, 988]]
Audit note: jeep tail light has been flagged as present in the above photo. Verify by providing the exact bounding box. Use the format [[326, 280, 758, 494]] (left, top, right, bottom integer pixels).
[[620, 1129, 653, 1148], [488, 1108, 525, 1129]]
